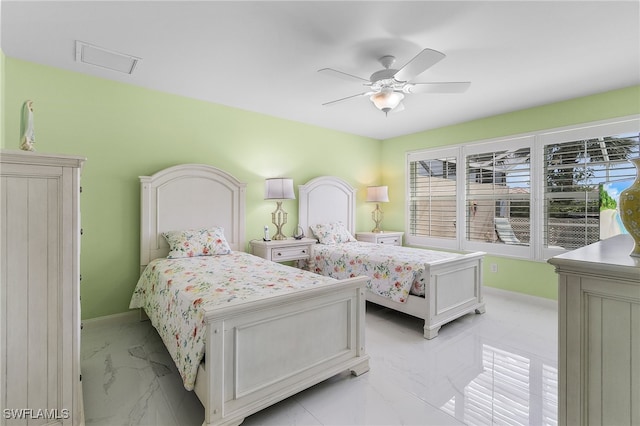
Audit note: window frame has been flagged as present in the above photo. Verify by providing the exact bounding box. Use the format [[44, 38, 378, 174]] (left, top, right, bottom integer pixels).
[[405, 115, 640, 261], [461, 136, 535, 258], [536, 117, 640, 260], [406, 146, 462, 251]]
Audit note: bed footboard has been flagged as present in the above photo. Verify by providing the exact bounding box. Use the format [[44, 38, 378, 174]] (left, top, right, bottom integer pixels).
[[365, 251, 485, 339], [195, 276, 369, 426], [423, 251, 485, 339]]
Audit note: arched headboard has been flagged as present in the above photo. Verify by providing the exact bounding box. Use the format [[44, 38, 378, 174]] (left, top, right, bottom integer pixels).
[[139, 164, 246, 269], [298, 176, 357, 237]]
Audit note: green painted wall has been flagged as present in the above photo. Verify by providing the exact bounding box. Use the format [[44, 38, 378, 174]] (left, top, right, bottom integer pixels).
[[2, 57, 381, 319], [381, 85, 640, 300], [3, 53, 638, 317]]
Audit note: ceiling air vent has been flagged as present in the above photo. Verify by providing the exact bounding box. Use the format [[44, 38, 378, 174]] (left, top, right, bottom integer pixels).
[[75, 41, 141, 74]]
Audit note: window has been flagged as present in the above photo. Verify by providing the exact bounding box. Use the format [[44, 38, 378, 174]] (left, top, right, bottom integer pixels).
[[408, 148, 460, 250], [542, 134, 639, 251], [465, 143, 531, 252], [406, 116, 640, 260]]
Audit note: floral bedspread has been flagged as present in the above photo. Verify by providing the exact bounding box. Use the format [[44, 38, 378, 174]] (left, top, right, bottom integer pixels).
[[129, 251, 339, 390], [311, 242, 462, 303]]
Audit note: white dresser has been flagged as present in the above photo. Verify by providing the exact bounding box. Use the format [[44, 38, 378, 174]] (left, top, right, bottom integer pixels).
[[1, 150, 85, 425], [548, 234, 640, 426]]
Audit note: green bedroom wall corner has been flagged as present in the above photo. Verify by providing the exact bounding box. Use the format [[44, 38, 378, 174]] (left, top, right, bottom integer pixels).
[[2, 57, 381, 320]]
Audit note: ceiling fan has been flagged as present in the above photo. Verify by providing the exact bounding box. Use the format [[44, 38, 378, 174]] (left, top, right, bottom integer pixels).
[[318, 48, 470, 116]]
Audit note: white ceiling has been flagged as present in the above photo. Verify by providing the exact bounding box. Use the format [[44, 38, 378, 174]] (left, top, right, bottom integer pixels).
[[2, 1, 639, 140]]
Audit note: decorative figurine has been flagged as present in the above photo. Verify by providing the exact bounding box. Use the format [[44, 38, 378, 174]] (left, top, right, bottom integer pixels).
[[20, 100, 35, 151]]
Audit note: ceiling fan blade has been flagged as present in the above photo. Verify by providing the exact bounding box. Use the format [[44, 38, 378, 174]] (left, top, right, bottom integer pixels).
[[405, 82, 471, 94], [322, 92, 370, 106], [318, 68, 370, 83], [393, 48, 446, 82]]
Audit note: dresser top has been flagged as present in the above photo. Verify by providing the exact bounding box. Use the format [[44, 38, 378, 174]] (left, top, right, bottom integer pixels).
[[548, 234, 640, 281], [1, 149, 86, 167]]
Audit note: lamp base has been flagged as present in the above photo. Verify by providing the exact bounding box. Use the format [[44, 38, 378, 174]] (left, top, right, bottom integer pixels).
[[272, 201, 288, 240], [371, 204, 384, 233]]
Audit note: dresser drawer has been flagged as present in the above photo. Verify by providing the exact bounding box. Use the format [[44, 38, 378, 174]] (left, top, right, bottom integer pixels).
[[270, 245, 310, 261], [377, 235, 401, 245]]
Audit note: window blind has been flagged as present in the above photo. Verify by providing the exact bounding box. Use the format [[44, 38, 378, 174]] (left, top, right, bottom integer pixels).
[[409, 157, 457, 239], [405, 117, 639, 260], [465, 148, 531, 246], [543, 134, 639, 250]]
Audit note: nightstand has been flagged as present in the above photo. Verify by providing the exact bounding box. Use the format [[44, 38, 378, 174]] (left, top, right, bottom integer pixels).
[[355, 231, 404, 246], [250, 237, 316, 270]]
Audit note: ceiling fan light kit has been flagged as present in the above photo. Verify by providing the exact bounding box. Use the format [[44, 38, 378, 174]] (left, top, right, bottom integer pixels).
[[319, 48, 470, 116], [370, 89, 404, 116]]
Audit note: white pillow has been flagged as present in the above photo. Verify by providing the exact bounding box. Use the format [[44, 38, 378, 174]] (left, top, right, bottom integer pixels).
[[162, 227, 231, 258], [311, 222, 356, 245]]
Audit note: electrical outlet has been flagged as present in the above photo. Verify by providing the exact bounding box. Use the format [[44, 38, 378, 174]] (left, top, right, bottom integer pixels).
[[490, 263, 498, 273]]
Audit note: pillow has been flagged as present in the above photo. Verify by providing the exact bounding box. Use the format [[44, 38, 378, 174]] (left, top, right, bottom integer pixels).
[[162, 227, 231, 258], [310, 222, 356, 245]]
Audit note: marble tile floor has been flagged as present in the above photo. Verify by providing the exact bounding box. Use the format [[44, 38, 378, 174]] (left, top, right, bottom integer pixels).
[[81, 287, 558, 426]]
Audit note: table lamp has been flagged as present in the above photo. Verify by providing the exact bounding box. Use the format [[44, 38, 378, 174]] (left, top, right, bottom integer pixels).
[[265, 178, 295, 240], [366, 185, 389, 233]]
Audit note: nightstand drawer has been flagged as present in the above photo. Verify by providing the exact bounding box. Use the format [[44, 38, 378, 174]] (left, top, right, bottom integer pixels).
[[355, 231, 403, 246], [250, 237, 316, 267], [377, 236, 401, 245], [270, 245, 310, 261]]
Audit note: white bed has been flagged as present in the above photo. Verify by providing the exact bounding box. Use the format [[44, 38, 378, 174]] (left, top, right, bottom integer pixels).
[[134, 164, 369, 426], [299, 175, 485, 339]]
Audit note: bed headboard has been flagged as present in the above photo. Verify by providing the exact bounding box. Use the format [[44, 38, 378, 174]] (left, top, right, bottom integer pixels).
[[140, 164, 246, 269], [298, 176, 357, 238]]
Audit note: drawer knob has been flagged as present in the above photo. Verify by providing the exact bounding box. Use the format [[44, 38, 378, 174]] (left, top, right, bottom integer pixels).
[[276, 252, 282, 256], [301, 250, 306, 254]]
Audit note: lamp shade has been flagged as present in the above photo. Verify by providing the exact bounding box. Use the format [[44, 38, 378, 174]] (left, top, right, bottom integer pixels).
[[264, 178, 295, 200], [366, 186, 389, 203]]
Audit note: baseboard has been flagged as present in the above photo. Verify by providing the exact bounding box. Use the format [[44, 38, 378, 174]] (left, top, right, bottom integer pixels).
[[82, 310, 143, 330], [483, 286, 557, 309]]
